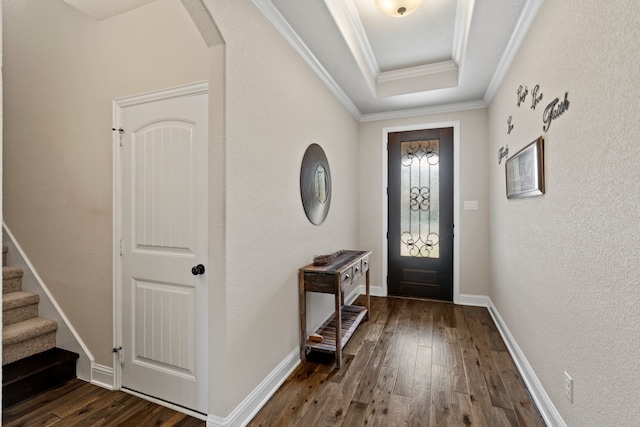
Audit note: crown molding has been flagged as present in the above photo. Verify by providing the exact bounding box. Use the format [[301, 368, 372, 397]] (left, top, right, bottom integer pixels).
[[360, 99, 487, 122], [452, 0, 474, 78], [378, 60, 458, 83], [251, 0, 363, 120], [325, 0, 378, 95], [484, 0, 545, 103]]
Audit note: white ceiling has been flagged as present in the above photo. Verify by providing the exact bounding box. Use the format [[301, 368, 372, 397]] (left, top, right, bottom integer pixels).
[[62, 0, 544, 121], [253, 0, 545, 120]]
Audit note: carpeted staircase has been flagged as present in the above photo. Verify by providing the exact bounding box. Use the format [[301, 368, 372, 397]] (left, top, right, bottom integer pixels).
[[2, 244, 79, 407]]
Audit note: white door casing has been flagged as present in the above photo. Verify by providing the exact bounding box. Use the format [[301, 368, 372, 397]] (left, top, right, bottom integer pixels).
[[114, 82, 208, 414]]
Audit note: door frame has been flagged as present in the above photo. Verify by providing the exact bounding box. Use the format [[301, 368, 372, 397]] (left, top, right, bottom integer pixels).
[[381, 121, 460, 303], [112, 81, 209, 416]]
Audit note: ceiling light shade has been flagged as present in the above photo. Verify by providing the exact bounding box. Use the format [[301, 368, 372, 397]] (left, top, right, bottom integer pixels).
[[375, 0, 425, 17]]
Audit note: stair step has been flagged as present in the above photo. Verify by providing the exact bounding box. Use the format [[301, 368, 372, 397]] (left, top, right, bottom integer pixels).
[[3, 317, 58, 365], [3, 266, 24, 294], [3, 291, 40, 325], [3, 347, 79, 408]]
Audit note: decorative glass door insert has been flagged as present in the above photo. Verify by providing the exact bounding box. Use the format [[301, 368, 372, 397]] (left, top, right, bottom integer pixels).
[[400, 139, 440, 259]]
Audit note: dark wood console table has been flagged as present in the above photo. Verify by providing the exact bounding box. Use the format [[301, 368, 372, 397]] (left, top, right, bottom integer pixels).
[[299, 250, 371, 368]]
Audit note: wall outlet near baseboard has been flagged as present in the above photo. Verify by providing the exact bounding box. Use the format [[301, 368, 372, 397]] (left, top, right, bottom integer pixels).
[[563, 371, 574, 403]]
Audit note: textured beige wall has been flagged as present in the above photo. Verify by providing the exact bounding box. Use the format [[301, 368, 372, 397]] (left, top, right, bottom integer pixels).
[[202, 0, 360, 416], [358, 108, 491, 297], [2, 0, 208, 366], [487, 1, 640, 425]]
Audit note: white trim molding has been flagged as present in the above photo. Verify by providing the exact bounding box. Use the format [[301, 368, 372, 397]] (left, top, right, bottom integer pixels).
[[250, 0, 362, 119], [483, 0, 545, 103], [207, 348, 300, 427], [486, 299, 566, 427], [91, 364, 115, 390], [2, 223, 94, 382], [458, 294, 566, 427], [381, 121, 461, 304]]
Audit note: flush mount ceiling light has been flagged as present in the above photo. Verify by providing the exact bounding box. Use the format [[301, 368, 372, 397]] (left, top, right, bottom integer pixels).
[[375, 0, 425, 17]]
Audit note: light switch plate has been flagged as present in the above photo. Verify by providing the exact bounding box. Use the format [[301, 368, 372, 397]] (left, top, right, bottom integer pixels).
[[464, 200, 479, 211]]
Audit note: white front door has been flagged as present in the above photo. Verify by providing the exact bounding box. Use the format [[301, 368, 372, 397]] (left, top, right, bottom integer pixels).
[[118, 84, 208, 414]]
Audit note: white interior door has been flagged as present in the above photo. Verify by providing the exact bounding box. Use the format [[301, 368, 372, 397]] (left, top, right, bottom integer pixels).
[[119, 85, 208, 414]]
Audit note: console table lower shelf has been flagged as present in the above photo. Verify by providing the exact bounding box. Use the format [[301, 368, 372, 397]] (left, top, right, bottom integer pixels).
[[304, 305, 367, 354]]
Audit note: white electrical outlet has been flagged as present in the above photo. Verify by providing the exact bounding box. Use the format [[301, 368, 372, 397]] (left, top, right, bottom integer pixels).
[[564, 371, 574, 403]]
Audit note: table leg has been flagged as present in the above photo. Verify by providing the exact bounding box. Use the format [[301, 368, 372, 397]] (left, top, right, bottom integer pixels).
[[365, 269, 370, 321], [334, 280, 342, 368], [299, 270, 306, 363]]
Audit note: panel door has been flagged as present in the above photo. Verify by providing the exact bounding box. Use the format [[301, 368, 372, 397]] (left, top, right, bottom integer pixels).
[[388, 128, 454, 301], [120, 90, 208, 413]]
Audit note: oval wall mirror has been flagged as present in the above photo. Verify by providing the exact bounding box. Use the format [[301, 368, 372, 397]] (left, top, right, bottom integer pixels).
[[300, 144, 331, 225]]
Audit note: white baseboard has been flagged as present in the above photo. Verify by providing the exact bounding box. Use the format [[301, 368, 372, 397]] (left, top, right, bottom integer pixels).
[[205, 290, 564, 427], [207, 348, 300, 427], [91, 363, 115, 390], [485, 299, 566, 427], [458, 293, 490, 307], [205, 285, 368, 426], [2, 222, 94, 381]]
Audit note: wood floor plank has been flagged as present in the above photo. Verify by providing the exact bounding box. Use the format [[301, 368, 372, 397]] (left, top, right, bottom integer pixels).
[[72, 393, 156, 427], [294, 380, 340, 426], [2, 379, 85, 422], [118, 403, 186, 426], [446, 326, 469, 394], [408, 344, 432, 426], [342, 400, 368, 427], [3, 381, 103, 426], [247, 297, 543, 427], [393, 300, 420, 397], [383, 299, 411, 368], [2, 379, 204, 427], [320, 339, 377, 426], [429, 363, 451, 426], [56, 391, 126, 426], [363, 366, 399, 427], [493, 350, 545, 427], [388, 394, 411, 426], [455, 307, 495, 427], [464, 308, 512, 410], [249, 362, 322, 425], [450, 391, 474, 426], [352, 330, 393, 404], [417, 301, 434, 347], [50, 384, 115, 419], [493, 406, 521, 427]]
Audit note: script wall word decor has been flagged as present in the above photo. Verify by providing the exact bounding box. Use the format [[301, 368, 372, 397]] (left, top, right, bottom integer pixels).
[[543, 92, 570, 132], [517, 85, 528, 107], [531, 84, 543, 110], [498, 146, 509, 165], [507, 116, 514, 135]]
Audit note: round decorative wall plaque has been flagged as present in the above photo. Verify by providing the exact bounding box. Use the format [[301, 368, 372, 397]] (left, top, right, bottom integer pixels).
[[300, 143, 331, 225]]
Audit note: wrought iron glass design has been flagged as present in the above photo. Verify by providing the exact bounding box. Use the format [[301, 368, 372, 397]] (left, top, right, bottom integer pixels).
[[400, 139, 440, 258]]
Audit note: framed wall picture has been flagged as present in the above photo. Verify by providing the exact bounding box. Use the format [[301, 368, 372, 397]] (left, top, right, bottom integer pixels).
[[505, 136, 545, 199]]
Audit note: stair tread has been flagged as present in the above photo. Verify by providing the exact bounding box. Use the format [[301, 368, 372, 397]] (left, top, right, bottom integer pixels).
[[3, 317, 58, 345], [2, 266, 23, 279], [3, 291, 39, 311], [3, 347, 79, 386]]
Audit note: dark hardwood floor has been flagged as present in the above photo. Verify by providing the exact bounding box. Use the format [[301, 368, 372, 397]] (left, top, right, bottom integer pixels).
[[2, 379, 205, 426], [3, 296, 545, 426], [249, 296, 545, 427]]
